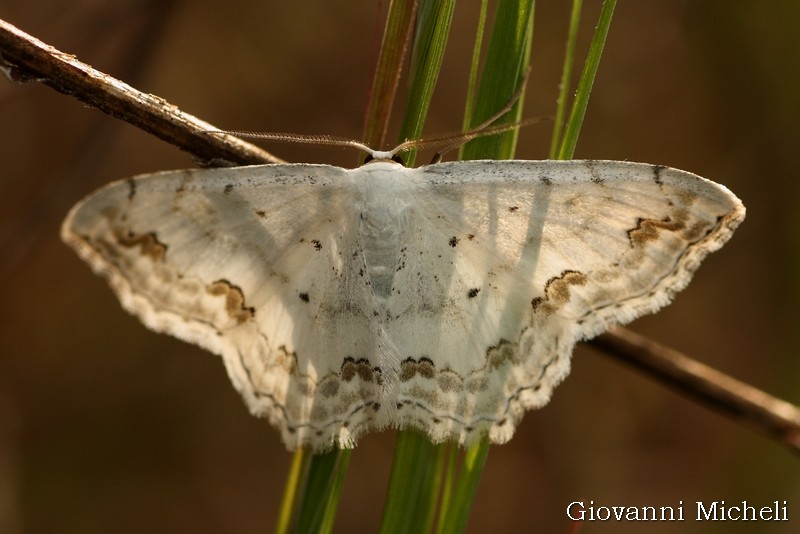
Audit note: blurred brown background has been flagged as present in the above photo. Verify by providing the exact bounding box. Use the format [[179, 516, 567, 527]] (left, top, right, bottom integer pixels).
[[1, 1, 798, 532]]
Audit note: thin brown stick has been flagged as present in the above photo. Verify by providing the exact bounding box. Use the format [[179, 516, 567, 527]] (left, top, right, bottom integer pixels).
[[0, 18, 279, 166], [592, 329, 800, 455], [3, 16, 798, 455]]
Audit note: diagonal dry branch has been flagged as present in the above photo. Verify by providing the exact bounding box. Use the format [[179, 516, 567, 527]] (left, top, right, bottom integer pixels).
[[594, 328, 800, 454], [2, 17, 798, 454], [0, 18, 279, 167]]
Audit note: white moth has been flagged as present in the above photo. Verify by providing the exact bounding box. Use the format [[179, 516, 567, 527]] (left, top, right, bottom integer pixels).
[[62, 152, 745, 451]]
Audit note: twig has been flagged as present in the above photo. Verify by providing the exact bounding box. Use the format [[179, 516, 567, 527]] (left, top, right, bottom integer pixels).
[[0, 18, 279, 166], [592, 329, 800, 455], [3, 16, 798, 455]]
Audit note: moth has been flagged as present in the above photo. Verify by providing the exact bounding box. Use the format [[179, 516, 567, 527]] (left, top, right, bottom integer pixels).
[[63, 149, 745, 451]]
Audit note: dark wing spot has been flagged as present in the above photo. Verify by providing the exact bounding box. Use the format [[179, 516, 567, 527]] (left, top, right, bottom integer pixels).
[[340, 357, 380, 384], [400, 356, 437, 381], [653, 165, 666, 185], [224, 184, 234, 194], [399, 357, 417, 382], [588, 164, 604, 184], [126, 178, 137, 200], [417, 357, 435, 378], [356, 359, 374, 382], [340, 357, 357, 381]]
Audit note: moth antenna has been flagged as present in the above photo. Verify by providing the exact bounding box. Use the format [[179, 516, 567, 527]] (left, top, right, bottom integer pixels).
[[388, 116, 548, 163], [208, 67, 539, 164], [208, 130, 383, 159]]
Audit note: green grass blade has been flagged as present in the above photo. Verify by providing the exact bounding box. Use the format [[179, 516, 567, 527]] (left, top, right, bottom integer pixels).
[[380, 430, 447, 534], [461, 0, 490, 134], [275, 448, 307, 534], [461, 0, 535, 160], [397, 0, 457, 165], [436, 437, 491, 534], [318, 449, 351, 533], [556, 0, 616, 160], [421, 443, 450, 533], [433, 444, 458, 533], [294, 448, 351, 534], [548, 0, 583, 159]]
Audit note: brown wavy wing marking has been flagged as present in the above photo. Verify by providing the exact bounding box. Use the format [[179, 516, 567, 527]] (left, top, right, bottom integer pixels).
[[627, 216, 685, 246], [116, 230, 167, 262], [207, 279, 255, 323], [530, 270, 588, 315]]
